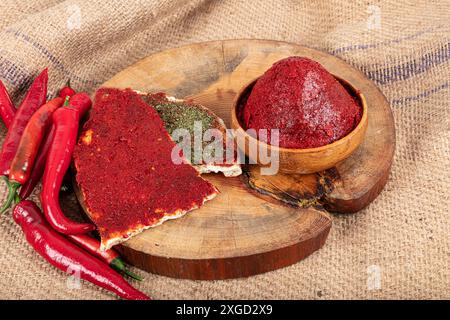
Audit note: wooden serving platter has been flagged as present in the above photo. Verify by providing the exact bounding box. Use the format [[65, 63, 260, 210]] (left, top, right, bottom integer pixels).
[[96, 39, 395, 280]]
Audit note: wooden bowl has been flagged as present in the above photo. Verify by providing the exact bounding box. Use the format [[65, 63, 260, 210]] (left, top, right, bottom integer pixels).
[[231, 75, 368, 174]]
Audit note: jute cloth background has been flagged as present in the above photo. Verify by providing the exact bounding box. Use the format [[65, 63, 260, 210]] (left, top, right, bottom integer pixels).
[[0, 0, 448, 299]]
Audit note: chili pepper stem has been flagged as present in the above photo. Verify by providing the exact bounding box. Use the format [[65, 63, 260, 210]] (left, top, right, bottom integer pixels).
[[0, 175, 9, 186], [1, 180, 20, 213], [122, 268, 144, 282], [63, 96, 70, 107], [110, 258, 143, 281], [14, 192, 20, 204]]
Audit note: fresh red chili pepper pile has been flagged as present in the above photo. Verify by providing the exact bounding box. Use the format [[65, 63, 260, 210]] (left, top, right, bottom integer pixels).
[[13, 201, 149, 300], [0, 71, 150, 300]]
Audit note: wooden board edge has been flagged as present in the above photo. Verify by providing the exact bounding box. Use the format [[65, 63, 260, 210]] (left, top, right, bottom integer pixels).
[[116, 219, 331, 280], [325, 87, 396, 213], [324, 159, 393, 213]]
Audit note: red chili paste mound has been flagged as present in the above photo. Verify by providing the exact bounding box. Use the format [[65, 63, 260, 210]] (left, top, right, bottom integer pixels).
[[242, 56, 362, 149], [74, 88, 218, 250]]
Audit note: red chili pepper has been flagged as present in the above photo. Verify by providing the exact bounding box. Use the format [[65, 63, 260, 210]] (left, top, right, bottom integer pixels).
[[66, 91, 91, 114], [58, 80, 76, 99], [0, 98, 64, 212], [18, 125, 55, 200], [19, 84, 76, 200], [11, 97, 64, 185], [0, 69, 48, 178], [41, 93, 95, 234], [13, 200, 150, 300], [0, 80, 16, 128], [68, 234, 143, 281]]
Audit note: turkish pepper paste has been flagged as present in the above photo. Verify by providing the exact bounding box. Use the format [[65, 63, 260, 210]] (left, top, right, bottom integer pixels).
[[242, 56, 362, 149], [73, 88, 218, 250]]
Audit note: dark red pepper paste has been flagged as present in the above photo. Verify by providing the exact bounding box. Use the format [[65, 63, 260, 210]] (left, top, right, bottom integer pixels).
[[73, 88, 218, 247], [242, 56, 362, 149]]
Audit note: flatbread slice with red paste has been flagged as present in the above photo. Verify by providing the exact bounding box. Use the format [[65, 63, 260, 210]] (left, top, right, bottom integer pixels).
[[73, 88, 218, 250]]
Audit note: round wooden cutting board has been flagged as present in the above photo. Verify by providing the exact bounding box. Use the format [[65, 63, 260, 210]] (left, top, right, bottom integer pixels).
[[100, 39, 395, 280]]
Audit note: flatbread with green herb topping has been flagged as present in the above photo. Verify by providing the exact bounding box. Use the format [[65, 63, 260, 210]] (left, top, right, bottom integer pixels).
[[138, 92, 242, 177]]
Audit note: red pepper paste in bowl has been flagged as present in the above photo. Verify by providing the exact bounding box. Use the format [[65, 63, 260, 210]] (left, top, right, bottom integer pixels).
[[242, 56, 362, 149]]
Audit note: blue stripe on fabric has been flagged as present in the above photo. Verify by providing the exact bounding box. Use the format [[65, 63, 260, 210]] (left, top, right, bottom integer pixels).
[[367, 43, 450, 85], [330, 25, 442, 55], [0, 56, 32, 88], [0, 56, 57, 99], [4, 28, 102, 87], [391, 81, 449, 105]]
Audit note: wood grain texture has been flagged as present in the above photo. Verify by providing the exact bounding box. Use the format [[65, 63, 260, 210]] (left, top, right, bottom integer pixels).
[[98, 39, 394, 279]]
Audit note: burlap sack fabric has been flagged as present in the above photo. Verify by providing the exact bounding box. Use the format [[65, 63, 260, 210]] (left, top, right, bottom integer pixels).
[[0, 0, 448, 299]]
